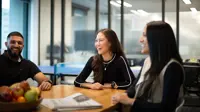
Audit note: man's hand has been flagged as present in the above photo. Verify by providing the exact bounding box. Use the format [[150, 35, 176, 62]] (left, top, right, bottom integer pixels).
[[39, 81, 52, 91], [34, 72, 52, 91], [90, 82, 103, 90], [112, 93, 135, 105]]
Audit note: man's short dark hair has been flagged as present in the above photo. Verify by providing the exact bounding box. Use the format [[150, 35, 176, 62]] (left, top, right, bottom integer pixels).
[[7, 31, 24, 39]]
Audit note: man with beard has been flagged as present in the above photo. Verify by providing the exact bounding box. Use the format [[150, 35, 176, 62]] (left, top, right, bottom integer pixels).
[[0, 31, 52, 91]]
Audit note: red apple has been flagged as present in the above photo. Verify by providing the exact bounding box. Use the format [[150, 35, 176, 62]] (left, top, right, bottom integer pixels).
[[11, 85, 24, 99], [19, 81, 30, 92], [0, 86, 13, 102]]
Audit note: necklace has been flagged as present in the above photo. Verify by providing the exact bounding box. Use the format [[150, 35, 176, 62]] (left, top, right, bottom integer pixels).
[[103, 54, 116, 70], [104, 64, 108, 70], [103, 54, 116, 64]]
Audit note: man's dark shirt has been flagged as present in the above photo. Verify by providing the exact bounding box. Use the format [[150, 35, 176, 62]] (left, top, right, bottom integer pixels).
[[0, 51, 41, 86]]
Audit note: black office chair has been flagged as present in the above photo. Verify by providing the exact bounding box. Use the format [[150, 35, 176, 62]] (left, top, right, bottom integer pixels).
[[127, 58, 145, 67], [46, 45, 61, 62], [176, 98, 185, 112], [183, 62, 200, 96], [185, 58, 200, 63], [183, 62, 200, 107]]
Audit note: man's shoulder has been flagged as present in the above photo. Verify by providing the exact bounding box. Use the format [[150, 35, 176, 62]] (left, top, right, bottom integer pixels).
[[0, 54, 7, 63], [0, 54, 5, 58], [21, 59, 37, 66]]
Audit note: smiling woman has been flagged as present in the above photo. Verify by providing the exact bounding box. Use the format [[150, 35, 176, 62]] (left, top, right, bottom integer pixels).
[[74, 28, 135, 90], [112, 21, 184, 112]]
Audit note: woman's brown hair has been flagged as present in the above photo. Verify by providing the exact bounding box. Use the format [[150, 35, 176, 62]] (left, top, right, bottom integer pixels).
[[92, 28, 125, 82]]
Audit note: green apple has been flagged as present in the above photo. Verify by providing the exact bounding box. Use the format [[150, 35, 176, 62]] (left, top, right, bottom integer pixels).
[[30, 86, 40, 95], [10, 83, 20, 89], [24, 89, 38, 102]]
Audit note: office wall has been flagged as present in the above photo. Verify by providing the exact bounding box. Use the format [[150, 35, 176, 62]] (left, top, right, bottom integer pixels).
[[65, 0, 96, 64], [39, 0, 74, 65], [1, 0, 30, 59], [1, 0, 24, 50], [54, 0, 61, 45], [38, 0, 104, 65], [29, 0, 39, 64], [65, 0, 72, 46], [9, 0, 24, 34], [39, 0, 51, 65], [111, 5, 121, 41], [33, 0, 200, 65]]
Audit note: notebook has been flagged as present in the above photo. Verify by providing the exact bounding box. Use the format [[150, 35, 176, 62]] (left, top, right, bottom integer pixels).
[[41, 93, 102, 111]]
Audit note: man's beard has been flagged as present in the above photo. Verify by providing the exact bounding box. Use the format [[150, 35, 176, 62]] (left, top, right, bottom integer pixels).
[[7, 48, 22, 58]]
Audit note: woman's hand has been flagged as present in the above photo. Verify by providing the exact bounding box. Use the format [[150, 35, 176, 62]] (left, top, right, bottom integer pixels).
[[103, 83, 112, 88], [112, 93, 135, 105], [90, 82, 103, 90]]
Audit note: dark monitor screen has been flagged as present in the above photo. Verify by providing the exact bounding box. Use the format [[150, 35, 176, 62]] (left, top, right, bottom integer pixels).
[[74, 30, 96, 51]]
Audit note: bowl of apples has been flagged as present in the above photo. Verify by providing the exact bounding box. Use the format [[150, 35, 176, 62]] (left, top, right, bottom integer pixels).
[[0, 81, 42, 111]]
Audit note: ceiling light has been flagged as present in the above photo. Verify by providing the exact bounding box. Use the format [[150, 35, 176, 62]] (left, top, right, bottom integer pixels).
[[110, 1, 121, 7], [130, 10, 149, 16], [190, 8, 198, 13], [130, 10, 140, 15], [182, 0, 192, 4], [116, 1, 132, 7], [137, 10, 149, 16]]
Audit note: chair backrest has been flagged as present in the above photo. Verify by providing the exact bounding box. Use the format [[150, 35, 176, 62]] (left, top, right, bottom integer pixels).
[[127, 58, 145, 66], [175, 98, 185, 112], [54, 62, 85, 76], [185, 58, 200, 63], [183, 62, 200, 88]]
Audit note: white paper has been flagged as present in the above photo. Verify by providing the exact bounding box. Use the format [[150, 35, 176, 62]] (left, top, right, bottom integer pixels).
[[41, 93, 102, 111]]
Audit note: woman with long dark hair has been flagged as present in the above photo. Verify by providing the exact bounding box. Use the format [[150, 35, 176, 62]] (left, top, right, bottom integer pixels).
[[112, 21, 184, 112], [74, 28, 135, 90]]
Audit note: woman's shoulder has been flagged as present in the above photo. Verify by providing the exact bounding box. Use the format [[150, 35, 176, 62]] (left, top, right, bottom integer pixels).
[[86, 56, 95, 63], [144, 57, 151, 65], [115, 55, 127, 63], [167, 59, 183, 68], [164, 59, 184, 73], [163, 59, 184, 81], [89, 56, 94, 60]]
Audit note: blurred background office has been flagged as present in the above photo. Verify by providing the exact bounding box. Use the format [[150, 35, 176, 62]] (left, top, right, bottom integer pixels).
[[0, 0, 200, 66]]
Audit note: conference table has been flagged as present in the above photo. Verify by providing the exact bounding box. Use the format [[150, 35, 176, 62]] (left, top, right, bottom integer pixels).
[[36, 85, 126, 112], [39, 65, 141, 85]]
